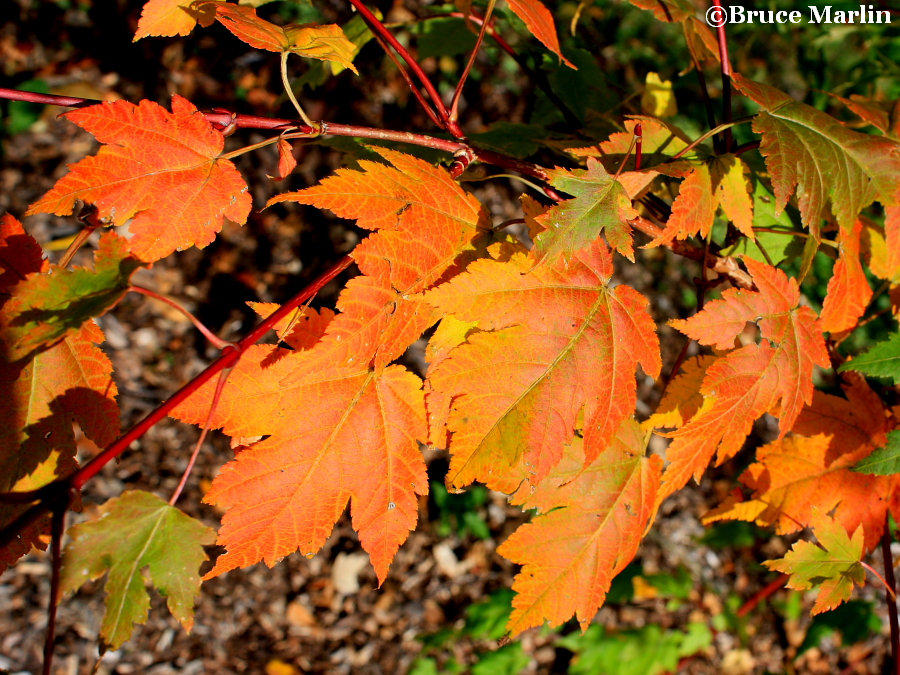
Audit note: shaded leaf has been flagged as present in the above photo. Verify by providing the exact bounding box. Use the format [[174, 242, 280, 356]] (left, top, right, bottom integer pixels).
[[60, 491, 215, 649], [839, 331, 900, 383], [764, 513, 866, 615], [506, 0, 575, 69], [2, 233, 144, 361], [0, 213, 46, 292], [27, 96, 251, 262], [0, 220, 119, 573]]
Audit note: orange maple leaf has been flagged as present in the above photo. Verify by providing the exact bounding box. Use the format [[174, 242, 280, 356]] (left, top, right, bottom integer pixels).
[[26, 96, 251, 262], [703, 377, 891, 551], [660, 258, 829, 499], [133, 0, 217, 40], [176, 338, 427, 583], [427, 238, 661, 491], [506, 0, 576, 69], [820, 219, 871, 333], [174, 151, 488, 580], [499, 420, 662, 634], [208, 3, 358, 73], [649, 154, 755, 246]]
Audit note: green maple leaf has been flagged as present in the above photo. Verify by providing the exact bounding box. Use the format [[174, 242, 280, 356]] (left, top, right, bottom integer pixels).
[[3, 232, 144, 362], [764, 514, 866, 615], [839, 331, 900, 384], [60, 491, 216, 650], [853, 431, 900, 475], [535, 157, 638, 263], [734, 74, 900, 237]]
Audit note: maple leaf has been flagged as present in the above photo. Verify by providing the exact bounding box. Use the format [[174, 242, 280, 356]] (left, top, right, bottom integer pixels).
[[498, 420, 662, 634], [0, 219, 120, 573], [764, 513, 866, 615], [175, 342, 428, 583], [853, 431, 900, 475], [506, 0, 575, 69], [660, 258, 829, 499], [174, 151, 488, 581], [208, 2, 358, 73], [60, 490, 216, 649], [734, 74, 900, 236], [133, 0, 217, 40], [831, 93, 900, 139], [2, 232, 144, 362], [426, 238, 661, 491], [820, 219, 871, 333], [866, 208, 900, 283], [649, 154, 755, 246], [703, 379, 892, 551], [534, 158, 640, 263], [0, 213, 46, 291], [26, 96, 252, 262], [839, 331, 900, 384], [268, 147, 489, 292]]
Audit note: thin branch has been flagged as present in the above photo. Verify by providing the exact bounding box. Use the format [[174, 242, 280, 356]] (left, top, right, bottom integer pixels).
[[43, 497, 71, 675], [0, 256, 354, 545], [169, 368, 232, 505], [710, 0, 734, 151], [280, 52, 316, 128], [130, 285, 231, 350], [450, 0, 497, 123], [346, 0, 462, 136], [881, 516, 900, 675]]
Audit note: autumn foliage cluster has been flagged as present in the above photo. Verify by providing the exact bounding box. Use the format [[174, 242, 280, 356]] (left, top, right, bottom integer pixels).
[[2, 0, 900, 660]]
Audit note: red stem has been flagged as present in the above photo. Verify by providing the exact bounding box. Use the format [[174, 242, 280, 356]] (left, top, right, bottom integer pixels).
[[635, 122, 643, 171], [737, 574, 787, 618], [345, 0, 463, 137], [710, 0, 733, 152], [130, 285, 230, 350], [450, 1, 495, 124], [0, 87, 555, 185], [42, 505, 67, 675], [881, 516, 900, 675], [71, 255, 352, 489]]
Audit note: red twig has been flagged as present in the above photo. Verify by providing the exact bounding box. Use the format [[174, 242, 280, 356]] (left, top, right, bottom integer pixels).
[[881, 516, 900, 675], [635, 122, 643, 170], [345, 0, 463, 137], [450, 0, 496, 124], [0, 256, 353, 543], [710, 0, 733, 152], [41, 505, 67, 675], [0, 88, 558, 186], [130, 285, 230, 350], [737, 574, 788, 617], [169, 369, 232, 506]]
